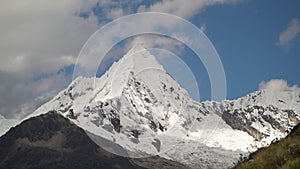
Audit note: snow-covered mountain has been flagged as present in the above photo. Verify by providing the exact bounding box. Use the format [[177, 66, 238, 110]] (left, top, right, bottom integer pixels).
[[26, 44, 210, 157], [17, 44, 300, 168]]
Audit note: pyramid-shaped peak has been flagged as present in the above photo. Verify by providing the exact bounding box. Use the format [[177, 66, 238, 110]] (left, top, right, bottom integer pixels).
[[121, 43, 164, 72], [130, 42, 146, 51], [87, 43, 166, 102], [125, 42, 149, 58]]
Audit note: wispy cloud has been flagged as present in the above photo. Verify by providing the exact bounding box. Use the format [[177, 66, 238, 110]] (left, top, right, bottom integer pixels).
[[277, 18, 300, 48], [138, 0, 241, 19]]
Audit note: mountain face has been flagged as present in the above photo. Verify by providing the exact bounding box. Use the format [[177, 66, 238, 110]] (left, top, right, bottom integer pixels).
[[0, 111, 188, 169], [10, 44, 300, 168], [233, 123, 300, 169], [26, 44, 210, 158], [220, 90, 300, 148]]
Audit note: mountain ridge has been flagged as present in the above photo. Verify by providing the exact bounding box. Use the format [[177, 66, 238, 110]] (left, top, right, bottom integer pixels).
[[2, 45, 299, 168]]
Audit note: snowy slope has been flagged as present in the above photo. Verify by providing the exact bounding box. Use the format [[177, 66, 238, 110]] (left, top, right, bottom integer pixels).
[[186, 89, 300, 152], [220, 89, 300, 149], [0, 115, 18, 136], [19, 44, 300, 168]]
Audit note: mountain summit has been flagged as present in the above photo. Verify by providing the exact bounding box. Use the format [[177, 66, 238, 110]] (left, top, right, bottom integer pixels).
[[17, 45, 300, 168], [92, 43, 165, 102]]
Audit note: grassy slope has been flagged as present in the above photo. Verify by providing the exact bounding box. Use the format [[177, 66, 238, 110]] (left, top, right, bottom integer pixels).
[[234, 124, 300, 169]]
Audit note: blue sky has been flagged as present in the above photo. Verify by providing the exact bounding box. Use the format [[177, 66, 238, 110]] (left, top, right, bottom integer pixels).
[[0, 0, 299, 118], [194, 0, 300, 99], [93, 0, 300, 101]]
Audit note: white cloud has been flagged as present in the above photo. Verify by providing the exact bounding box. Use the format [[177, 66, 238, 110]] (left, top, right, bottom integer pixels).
[[138, 0, 241, 19], [277, 18, 300, 47], [0, 0, 99, 117], [0, 0, 99, 75], [130, 35, 185, 55], [259, 79, 300, 91]]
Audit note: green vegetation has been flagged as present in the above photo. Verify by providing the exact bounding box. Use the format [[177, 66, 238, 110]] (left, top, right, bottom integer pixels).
[[234, 124, 300, 169]]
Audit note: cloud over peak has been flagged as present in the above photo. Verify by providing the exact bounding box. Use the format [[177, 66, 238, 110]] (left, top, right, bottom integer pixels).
[[259, 79, 300, 92]]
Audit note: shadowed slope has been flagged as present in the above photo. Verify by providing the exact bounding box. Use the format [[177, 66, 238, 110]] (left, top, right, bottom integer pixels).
[[0, 111, 188, 169]]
